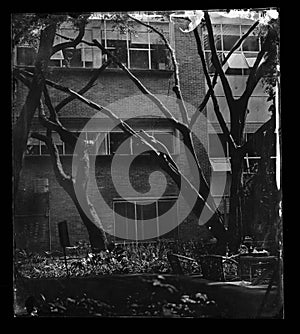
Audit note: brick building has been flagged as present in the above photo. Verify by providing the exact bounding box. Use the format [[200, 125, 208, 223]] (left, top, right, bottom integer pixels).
[[13, 12, 274, 252]]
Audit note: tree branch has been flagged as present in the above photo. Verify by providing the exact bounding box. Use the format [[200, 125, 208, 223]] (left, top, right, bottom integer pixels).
[[190, 20, 259, 127], [127, 14, 189, 125], [92, 39, 179, 124], [204, 11, 235, 108], [51, 21, 86, 55], [241, 28, 277, 102], [13, 23, 56, 197], [18, 67, 222, 223], [55, 59, 112, 112], [193, 25, 238, 150]]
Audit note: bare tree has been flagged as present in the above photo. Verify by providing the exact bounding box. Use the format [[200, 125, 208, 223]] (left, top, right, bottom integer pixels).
[[13, 11, 279, 254], [192, 11, 279, 252]]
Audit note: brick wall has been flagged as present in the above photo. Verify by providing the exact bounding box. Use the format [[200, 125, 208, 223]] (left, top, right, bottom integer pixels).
[[14, 20, 213, 252]]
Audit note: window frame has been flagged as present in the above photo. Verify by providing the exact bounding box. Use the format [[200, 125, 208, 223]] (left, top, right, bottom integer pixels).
[[102, 19, 171, 70], [203, 23, 261, 75], [112, 196, 178, 242], [25, 129, 177, 157]]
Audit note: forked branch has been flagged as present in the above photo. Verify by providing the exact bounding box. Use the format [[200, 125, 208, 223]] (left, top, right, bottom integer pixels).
[[127, 14, 189, 125]]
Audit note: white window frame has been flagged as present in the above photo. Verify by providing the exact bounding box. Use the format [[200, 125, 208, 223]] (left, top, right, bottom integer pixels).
[[50, 27, 101, 68], [26, 129, 177, 157], [112, 196, 178, 243], [109, 129, 177, 155], [102, 19, 170, 70], [203, 23, 261, 75], [243, 132, 277, 175]]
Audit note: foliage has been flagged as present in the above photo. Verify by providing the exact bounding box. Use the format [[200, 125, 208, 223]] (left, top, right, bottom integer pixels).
[[15, 240, 231, 279], [256, 17, 280, 96], [22, 278, 225, 317], [11, 13, 90, 49]]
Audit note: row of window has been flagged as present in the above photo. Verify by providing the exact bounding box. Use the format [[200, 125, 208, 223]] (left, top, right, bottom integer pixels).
[[26, 130, 176, 156], [112, 197, 178, 241], [203, 23, 261, 75], [208, 132, 276, 158], [16, 21, 172, 71]]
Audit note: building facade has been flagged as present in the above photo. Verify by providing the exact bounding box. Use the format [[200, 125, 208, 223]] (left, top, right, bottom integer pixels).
[[13, 12, 275, 252]]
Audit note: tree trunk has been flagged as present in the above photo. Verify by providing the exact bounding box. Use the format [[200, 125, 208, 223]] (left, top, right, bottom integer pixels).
[[68, 185, 108, 251], [13, 24, 56, 198], [60, 147, 108, 251], [228, 150, 244, 253], [227, 100, 248, 253]]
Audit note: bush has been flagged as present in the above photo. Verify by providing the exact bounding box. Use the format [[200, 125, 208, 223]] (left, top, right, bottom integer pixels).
[[14, 240, 230, 279]]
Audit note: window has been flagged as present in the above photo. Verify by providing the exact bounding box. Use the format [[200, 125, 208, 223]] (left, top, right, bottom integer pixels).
[[85, 131, 108, 155], [109, 132, 131, 155], [17, 20, 171, 70], [210, 171, 231, 228], [110, 130, 176, 155], [243, 132, 277, 174], [25, 130, 176, 156], [26, 137, 40, 155], [102, 20, 171, 70], [16, 46, 36, 66], [210, 171, 231, 197], [208, 133, 229, 158], [203, 23, 260, 75], [113, 197, 178, 242], [49, 27, 102, 68]]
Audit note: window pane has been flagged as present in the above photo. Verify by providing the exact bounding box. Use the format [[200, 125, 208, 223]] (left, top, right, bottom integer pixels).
[[114, 202, 128, 239], [26, 137, 40, 155], [86, 132, 107, 155], [130, 31, 148, 45], [209, 134, 227, 157], [137, 201, 157, 220], [244, 52, 258, 67], [126, 202, 137, 240], [203, 33, 222, 51], [151, 45, 170, 70], [158, 199, 176, 216], [106, 40, 128, 67], [137, 201, 158, 239], [223, 35, 240, 51], [149, 32, 167, 45], [205, 51, 223, 73], [65, 142, 75, 155], [68, 48, 83, 67], [17, 47, 35, 66], [60, 28, 78, 39], [109, 132, 131, 154], [49, 60, 61, 67], [222, 24, 240, 35], [41, 144, 49, 155], [153, 132, 174, 154], [51, 50, 64, 60], [83, 29, 93, 42], [130, 50, 149, 69], [82, 48, 93, 62], [104, 28, 127, 41], [242, 36, 259, 51], [132, 133, 151, 155], [210, 171, 231, 196], [158, 199, 178, 239], [247, 133, 261, 157]]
